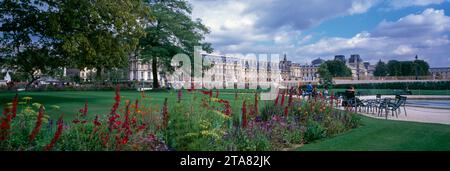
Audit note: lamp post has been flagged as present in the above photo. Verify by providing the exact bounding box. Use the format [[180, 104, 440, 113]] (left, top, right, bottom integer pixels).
[[415, 55, 419, 80]]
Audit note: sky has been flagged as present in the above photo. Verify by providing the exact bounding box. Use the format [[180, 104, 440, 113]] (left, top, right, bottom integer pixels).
[[190, 0, 450, 67]]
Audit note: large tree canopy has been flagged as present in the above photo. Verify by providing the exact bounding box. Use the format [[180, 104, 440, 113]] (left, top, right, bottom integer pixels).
[[373, 60, 388, 77], [0, 0, 63, 86], [139, 0, 212, 88], [318, 60, 352, 85], [1, 0, 150, 86], [53, 0, 149, 78], [386, 59, 429, 77]]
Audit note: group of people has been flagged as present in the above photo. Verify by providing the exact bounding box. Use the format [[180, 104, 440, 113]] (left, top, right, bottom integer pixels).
[[299, 82, 329, 98], [297, 82, 357, 101]]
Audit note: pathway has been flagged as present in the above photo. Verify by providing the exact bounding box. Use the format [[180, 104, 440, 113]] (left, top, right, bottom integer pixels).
[[358, 106, 450, 125]]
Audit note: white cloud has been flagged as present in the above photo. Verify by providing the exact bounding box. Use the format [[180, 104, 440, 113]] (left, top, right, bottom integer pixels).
[[373, 8, 450, 37], [394, 45, 415, 55], [296, 8, 450, 67], [349, 0, 381, 14], [191, 0, 379, 54]]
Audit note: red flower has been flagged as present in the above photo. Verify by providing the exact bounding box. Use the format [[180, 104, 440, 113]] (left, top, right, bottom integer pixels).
[[101, 133, 109, 147], [217, 99, 232, 116], [44, 115, 64, 151], [274, 94, 280, 106], [201, 90, 210, 95], [131, 117, 137, 125], [29, 105, 44, 142], [242, 100, 247, 128], [82, 100, 88, 117], [122, 137, 129, 144], [122, 101, 132, 136], [137, 124, 147, 131], [109, 85, 121, 132], [284, 106, 289, 117], [280, 92, 285, 106], [81, 120, 87, 124], [115, 121, 122, 126], [93, 115, 101, 126], [0, 108, 12, 141], [72, 119, 80, 124]]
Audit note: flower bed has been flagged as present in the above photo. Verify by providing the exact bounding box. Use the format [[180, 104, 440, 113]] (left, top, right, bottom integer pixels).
[[0, 87, 360, 151]]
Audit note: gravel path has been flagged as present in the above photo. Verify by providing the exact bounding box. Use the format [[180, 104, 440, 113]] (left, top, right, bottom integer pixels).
[[359, 106, 450, 125]]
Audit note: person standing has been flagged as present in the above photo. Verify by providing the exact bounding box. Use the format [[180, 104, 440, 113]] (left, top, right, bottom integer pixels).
[[323, 86, 329, 97], [306, 82, 313, 95]]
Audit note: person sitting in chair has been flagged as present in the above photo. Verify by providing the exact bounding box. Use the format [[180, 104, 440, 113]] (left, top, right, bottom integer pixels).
[[342, 85, 356, 106]]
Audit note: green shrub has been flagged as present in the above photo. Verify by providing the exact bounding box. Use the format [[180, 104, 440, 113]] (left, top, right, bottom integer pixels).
[[304, 119, 326, 143]]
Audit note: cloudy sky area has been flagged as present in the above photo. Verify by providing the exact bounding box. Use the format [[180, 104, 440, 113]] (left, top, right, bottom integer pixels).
[[190, 0, 450, 67]]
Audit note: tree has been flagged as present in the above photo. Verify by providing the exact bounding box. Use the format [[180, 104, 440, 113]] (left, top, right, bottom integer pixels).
[[318, 60, 352, 85], [53, 0, 150, 80], [0, 0, 64, 88], [139, 0, 212, 89], [1, 0, 149, 87], [387, 60, 402, 76], [373, 60, 388, 76], [400, 61, 415, 76], [414, 60, 430, 76], [386, 59, 430, 77]]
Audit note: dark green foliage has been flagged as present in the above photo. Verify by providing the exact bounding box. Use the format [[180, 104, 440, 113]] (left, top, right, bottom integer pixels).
[[386, 60, 430, 77], [374, 60, 388, 76], [318, 60, 352, 85]]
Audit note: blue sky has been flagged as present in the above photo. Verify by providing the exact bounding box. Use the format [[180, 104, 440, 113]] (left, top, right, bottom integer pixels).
[[191, 0, 450, 67]]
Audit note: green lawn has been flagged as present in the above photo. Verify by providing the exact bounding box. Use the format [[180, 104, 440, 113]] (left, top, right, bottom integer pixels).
[[0, 90, 251, 120], [299, 115, 450, 151]]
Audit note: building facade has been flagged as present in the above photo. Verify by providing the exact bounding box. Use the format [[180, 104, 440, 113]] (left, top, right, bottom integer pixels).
[[430, 67, 450, 79], [347, 54, 368, 80], [279, 56, 320, 81]]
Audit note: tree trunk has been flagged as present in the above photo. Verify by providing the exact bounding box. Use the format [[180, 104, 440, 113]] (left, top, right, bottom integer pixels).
[[152, 57, 160, 89], [96, 67, 103, 81], [25, 74, 39, 90]]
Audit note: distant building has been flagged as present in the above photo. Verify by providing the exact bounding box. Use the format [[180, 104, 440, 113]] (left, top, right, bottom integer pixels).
[[334, 55, 346, 63], [279, 55, 319, 81], [430, 67, 450, 79], [349, 54, 363, 63], [299, 64, 319, 81], [311, 58, 325, 66], [347, 54, 368, 80], [279, 54, 292, 81], [290, 63, 301, 80]]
